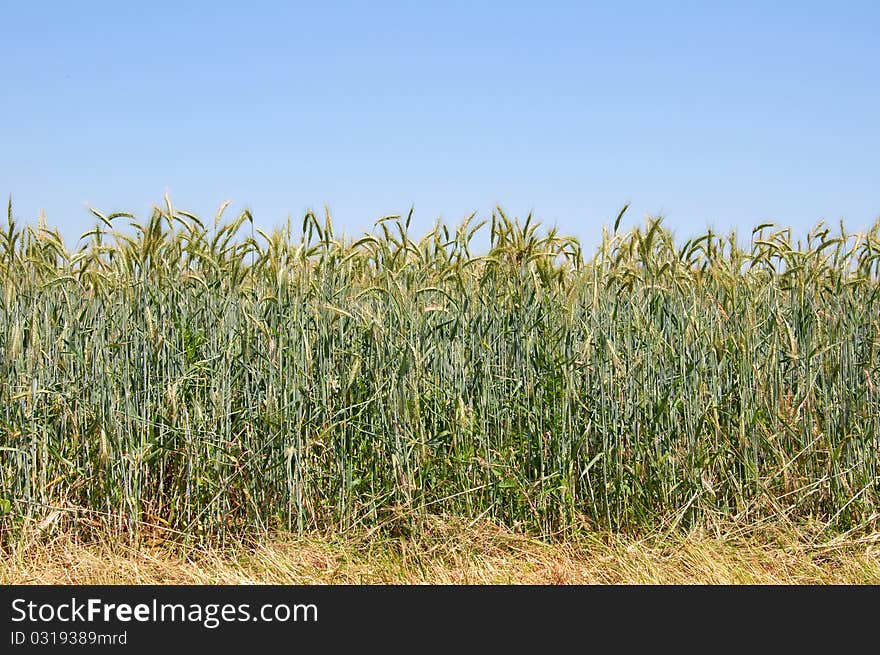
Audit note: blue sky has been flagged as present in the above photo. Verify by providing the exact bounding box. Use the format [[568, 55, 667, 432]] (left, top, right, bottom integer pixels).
[[2, 1, 878, 248]]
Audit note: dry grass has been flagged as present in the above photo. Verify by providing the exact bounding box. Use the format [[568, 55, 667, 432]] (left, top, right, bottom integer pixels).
[[3, 520, 878, 585]]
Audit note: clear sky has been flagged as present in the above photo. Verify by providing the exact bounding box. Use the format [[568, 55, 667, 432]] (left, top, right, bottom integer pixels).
[[2, 1, 878, 248]]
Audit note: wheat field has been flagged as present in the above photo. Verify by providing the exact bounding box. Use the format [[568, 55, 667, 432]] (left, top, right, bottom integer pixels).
[[1, 199, 879, 551]]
